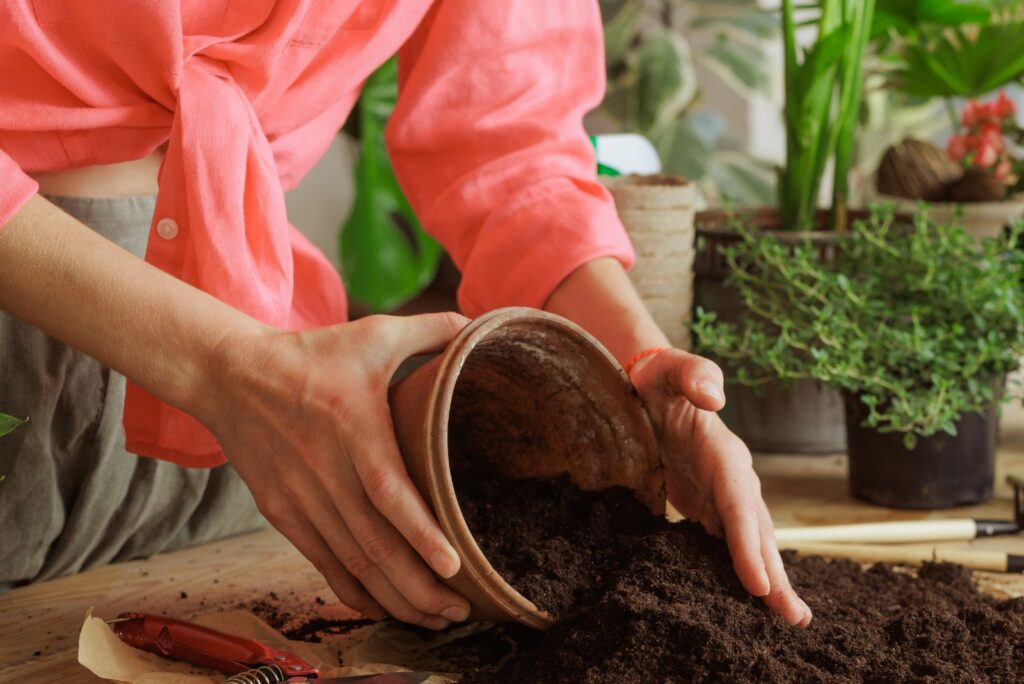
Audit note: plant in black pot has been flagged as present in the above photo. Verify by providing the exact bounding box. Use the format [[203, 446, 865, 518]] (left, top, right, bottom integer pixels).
[[694, 209, 1024, 509], [695, 0, 878, 453]]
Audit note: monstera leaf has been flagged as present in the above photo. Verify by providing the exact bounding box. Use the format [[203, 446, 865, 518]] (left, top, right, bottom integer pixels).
[[0, 413, 24, 438], [340, 58, 442, 313]]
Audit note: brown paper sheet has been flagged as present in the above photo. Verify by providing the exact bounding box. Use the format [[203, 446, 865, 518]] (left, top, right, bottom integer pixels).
[[77, 609, 486, 683]]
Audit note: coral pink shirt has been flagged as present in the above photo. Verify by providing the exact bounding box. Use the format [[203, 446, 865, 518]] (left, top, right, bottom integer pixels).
[[0, 0, 633, 467]]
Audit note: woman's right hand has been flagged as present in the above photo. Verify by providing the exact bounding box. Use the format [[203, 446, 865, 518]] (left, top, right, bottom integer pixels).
[[194, 312, 473, 630]]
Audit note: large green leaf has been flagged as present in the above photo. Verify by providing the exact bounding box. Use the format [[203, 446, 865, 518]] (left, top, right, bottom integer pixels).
[[602, 0, 645, 66], [0, 413, 25, 438], [703, 32, 773, 95], [634, 30, 698, 134], [893, 21, 1024, 97], [339, 59, 442, 313]]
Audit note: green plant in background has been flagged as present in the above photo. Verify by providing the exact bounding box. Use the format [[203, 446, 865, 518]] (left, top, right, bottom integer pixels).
[[597, 0, 779, 205], [692, 210, 1024, 447], [339, 58, 443, 313], [777, 0, 877, 232], [878, 0, 1024, 101], [0, 413, 23, 438]]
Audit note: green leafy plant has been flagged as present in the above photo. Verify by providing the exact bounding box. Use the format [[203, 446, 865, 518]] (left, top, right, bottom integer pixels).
[[778, 0, 877, 232], [692, 209, 1024, 447], [339, 58, 442, 313], [879, 1, 1024, 99], [0, 413, 23, 438], [598, 0, 779, 204]]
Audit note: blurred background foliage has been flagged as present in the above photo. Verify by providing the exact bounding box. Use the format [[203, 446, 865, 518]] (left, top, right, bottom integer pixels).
[[595, 0, 779, 206]]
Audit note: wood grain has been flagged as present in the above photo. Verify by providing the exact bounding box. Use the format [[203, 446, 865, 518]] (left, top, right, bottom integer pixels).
[[4, 405, 1024, 682]]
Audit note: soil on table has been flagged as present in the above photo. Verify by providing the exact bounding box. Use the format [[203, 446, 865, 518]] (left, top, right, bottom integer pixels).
[[452, 462, 1024, 683]]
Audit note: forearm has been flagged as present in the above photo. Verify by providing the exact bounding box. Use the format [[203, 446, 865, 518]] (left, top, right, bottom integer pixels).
[[0, 195, 265, 416], [544, 257, 668, 365]]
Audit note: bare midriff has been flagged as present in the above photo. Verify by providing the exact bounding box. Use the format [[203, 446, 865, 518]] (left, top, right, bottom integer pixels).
[[29, 149, 164, 197]]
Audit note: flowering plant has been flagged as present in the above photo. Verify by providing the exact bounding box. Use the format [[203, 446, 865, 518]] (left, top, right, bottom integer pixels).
[[947, 91, 1024, 197]]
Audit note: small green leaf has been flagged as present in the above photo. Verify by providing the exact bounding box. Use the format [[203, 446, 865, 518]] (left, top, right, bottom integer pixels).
[[0, 413, 25, 438]]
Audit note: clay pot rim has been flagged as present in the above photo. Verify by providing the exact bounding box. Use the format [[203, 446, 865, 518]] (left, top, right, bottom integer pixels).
[[695, 206, 911, 242], [422, 308, 632, 630]]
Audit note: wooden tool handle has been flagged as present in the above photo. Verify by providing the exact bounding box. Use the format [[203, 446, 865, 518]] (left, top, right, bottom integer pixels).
[[775, 519, 978, 545], [782, 541, 1013, 573]]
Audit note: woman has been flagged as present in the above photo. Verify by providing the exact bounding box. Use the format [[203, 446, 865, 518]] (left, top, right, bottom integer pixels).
[[0, 1, 811, 630]]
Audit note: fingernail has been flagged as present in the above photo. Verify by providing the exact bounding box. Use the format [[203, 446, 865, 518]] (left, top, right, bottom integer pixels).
[[755, 569, 771, 597], [441, 605, 470, 622], [421, 616, 450, 631], [697, 379, 723, 401], [430, 549, 461, 578]]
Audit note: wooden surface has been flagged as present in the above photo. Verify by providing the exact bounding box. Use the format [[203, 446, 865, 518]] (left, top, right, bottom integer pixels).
[[5, 405, 1024, 683]]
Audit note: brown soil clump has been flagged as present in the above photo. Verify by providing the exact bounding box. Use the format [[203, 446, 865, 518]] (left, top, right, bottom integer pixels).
[[453, 468, 1024, 683]]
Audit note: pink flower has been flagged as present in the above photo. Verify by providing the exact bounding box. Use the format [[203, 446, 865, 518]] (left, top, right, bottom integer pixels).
[[994, 91, 1017, 120], [962, 99, 988, 127], [947, 133, 969, 161], [980, 122, 1006, 152], [995, 159, 1013, 182], [973, 140, 999, 168]]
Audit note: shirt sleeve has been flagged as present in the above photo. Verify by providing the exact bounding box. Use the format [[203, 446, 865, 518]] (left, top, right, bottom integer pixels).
[[386, 0, 634, 317], [0, 148, 39, 229]]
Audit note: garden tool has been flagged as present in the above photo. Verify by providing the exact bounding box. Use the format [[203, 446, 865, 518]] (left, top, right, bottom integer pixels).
[[782, 542, 1024, 574], [775, 474, 1024, 545], [111, 613, 432, 683]]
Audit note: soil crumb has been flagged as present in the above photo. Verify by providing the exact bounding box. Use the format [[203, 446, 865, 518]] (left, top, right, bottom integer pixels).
[[453, 467, 1024, 683]]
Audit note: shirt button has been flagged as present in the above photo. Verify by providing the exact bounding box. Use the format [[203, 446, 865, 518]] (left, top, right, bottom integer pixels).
[[156, 218, 179, 240]]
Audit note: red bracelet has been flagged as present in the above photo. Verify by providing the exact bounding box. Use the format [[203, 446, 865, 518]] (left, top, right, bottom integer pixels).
[[624, 347, 667, 377]]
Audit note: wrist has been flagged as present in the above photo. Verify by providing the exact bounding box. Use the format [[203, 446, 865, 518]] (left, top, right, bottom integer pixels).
[[185, 316, 277, 425]]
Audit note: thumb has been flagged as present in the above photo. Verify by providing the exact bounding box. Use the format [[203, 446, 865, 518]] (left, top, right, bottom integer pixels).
[[391, 311, 471, 358], [637, 349, 726, 411]]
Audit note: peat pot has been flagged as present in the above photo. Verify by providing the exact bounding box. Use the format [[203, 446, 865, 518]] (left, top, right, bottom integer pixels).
[[845, 396, 998, 509], [388, 308, 665, 629], [695, 208, 847, 454]]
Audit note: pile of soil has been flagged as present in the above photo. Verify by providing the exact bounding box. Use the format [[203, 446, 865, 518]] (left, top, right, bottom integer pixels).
[[452, 466, 1024, 683]]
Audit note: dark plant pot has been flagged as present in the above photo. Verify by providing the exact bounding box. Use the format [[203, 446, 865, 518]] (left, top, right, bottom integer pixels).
[[695, 208, 847, 454], [845, 395, 997, 510]]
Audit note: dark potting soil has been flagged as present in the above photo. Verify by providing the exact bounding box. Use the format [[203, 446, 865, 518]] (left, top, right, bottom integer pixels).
[[452, 468, 1024, 683]]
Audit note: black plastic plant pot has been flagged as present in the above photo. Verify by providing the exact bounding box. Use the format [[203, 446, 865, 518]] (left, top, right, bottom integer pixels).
[[844, 395, 997, 510]]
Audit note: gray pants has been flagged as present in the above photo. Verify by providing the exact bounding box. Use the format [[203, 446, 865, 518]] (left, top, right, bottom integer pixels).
[[0, 195, 267, 591]]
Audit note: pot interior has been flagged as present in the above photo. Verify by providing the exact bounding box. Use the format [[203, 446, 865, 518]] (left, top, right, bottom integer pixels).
[[445, 318, 664, 515]]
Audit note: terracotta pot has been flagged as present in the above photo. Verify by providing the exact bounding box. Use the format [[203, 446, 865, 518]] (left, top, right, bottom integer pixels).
[[388, 308, 664, 629], [873, 194, 1024, 241]]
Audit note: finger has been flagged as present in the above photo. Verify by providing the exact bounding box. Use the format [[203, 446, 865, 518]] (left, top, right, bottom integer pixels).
[[390, 311, 470, 358], [261, 498, 385, 620], [332, 455, 472, 622], [346, 404, 462, 579], [758, 508, 812, 627], [642, 349, 725, 411], [713, 466, 771, 597], [299, 484, 449, 629]]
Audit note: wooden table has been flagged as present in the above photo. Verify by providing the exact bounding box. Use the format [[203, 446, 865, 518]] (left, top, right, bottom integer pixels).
[[5, 405, 1024, 683]]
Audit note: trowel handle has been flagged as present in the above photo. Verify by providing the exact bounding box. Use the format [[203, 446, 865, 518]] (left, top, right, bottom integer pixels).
[[112, 612, 318, 677], [775, 518, 995, 545], [784, 542, 1024, 573]]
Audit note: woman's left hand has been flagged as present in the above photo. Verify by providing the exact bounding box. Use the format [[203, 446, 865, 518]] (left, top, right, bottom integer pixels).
[[630, 348, 813, 627]]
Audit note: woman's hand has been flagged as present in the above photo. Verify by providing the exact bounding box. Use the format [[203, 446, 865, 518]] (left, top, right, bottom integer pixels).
[[194, 313, 473, 630], [630, 349, 813, 627]]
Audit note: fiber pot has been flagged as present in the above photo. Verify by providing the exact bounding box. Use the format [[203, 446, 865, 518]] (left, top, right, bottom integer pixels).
[[603, 174, 696, 349], [388, 307, 664, 629], [695, 208, 847, 454], [845, 395, 998, 509]]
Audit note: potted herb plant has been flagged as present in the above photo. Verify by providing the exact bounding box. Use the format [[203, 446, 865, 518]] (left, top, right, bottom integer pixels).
[[695, 0, 877, 453], [694, 210, 1024, 509]]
